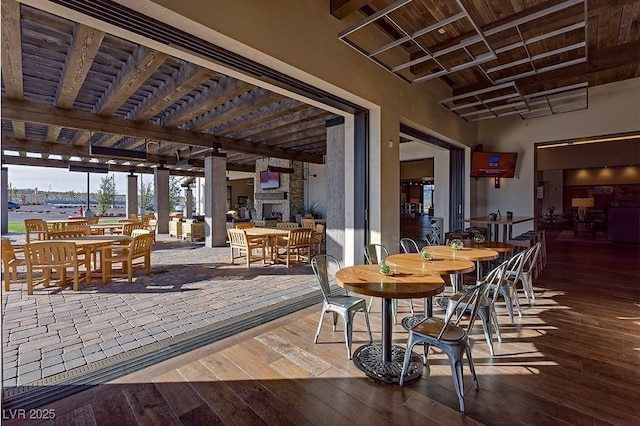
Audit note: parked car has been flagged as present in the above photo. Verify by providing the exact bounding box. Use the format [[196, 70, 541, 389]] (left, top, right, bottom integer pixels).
[[8, 201, 20, 210]]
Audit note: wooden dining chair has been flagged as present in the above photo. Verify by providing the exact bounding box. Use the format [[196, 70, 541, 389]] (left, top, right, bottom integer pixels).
[[24, 241, 91, 294], [275, 228, 313, 267], [101, 233, 154, 284], [226, 228, 266, 267], [276, 221, 300, 229], [24, 219, 48, 243], [234, 222, 256, 229], [301, 217, 316, 229], [2, 239, 27, 291]]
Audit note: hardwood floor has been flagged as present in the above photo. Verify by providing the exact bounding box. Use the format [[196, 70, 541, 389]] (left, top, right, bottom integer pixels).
[[8, 230, 640, 425]]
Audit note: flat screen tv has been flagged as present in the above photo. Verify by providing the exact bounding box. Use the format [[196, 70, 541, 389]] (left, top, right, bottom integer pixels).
[[470, 152, 517, 178], [259, 171, 280, 189]]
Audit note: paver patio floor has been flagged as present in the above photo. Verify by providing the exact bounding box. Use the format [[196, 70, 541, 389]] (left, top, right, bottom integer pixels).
[[1, 234, 318, 388]]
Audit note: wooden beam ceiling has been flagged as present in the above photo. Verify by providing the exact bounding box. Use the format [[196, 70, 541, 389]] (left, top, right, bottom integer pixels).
[[330, 0, 374, 20], [1, 0, 24, 101]]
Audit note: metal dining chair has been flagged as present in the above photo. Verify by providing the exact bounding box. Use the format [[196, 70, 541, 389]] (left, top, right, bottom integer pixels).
[[311, 254, 372, 359], [364, 243, 399, 322]]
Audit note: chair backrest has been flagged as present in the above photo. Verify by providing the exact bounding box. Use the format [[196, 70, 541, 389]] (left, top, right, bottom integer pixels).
[[440, 281, 486, 340], [67, 216, 85, 220], [504, 249, 527, 284], [25, 241, 78, 268], [400, 238, 420, 253], [364, 244, 388, 265], [131, 233, 154, 257], [147, 219, 158, 231], [479, 259, 509, 305], [129, 213, 139, 220], [522, 242, 541, 274], [122, 222, 146, 236], [24, 219, 48, 243], [86, 216, 99, 225], [277, 222, 299, 229], [311, 254, 342, 302], [227, 228, 248, 247], [1, 239, 19, 266], [47, 228, 89, 239], [301, 218, 316, 229], [65, 224, 91, 234], [235, 222, 256, 229], [287, 228, 313, 247]]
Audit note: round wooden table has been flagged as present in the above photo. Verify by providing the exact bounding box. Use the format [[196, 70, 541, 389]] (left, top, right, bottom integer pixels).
[[335, 264, 445, 384], [423, 245, 499, 283]]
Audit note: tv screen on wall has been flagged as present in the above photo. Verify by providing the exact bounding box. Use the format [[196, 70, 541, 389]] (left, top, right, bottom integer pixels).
[[259, 171, 280, 189], [470, 152, 517, 178]]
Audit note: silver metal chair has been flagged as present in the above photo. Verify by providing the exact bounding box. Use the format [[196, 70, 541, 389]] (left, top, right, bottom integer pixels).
[[311, 254, 372, 360], [400, 281, 485, 413], [507, 242, 541, 306], [499, 249, 527, 324], [446, 260, 509, 356], [364, 244, 400, 322], [399, 238, 421, 316]]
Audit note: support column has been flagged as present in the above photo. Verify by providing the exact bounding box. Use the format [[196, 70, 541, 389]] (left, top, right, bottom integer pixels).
[[204, 152, 227, 247], [326, 118, 346, 264], [126, 174, 138, 218], [154, 167, 170, 234], [185, 187, 193, 219], [1, 167, 8, 234]]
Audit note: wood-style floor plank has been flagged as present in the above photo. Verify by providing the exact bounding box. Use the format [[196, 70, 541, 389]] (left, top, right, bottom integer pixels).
[[20, 229, 640, 425]]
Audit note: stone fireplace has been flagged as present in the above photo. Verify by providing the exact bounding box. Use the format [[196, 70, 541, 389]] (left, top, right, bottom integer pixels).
[[254, 158, 303, 221]]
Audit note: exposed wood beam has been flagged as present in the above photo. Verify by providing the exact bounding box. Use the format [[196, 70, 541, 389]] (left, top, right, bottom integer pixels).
[[93, 46, 168, 116], [56, 24, 105, 109], [1, 137, 255, 173], [1, 0, 24, 101], [130, 63, 214, 122], [11, 121, 26, 140], [330, 0, 374, 19], [190, 88, 282, 132], [230, 108, 329, 140], [212, 99, 305, 136], [162, 76, 252, 128], [250, 117, 329, 143], [1, 155, 204, 177], [453, 41, 640, 96]]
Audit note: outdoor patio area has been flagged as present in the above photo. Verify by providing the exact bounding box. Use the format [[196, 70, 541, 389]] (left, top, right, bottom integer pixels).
[[1, 234, 319, 390]]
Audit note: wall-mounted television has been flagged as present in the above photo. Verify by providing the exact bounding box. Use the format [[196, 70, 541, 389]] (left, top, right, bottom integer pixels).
[[259, 170, 280, 189], [470, 152, 517, 178]]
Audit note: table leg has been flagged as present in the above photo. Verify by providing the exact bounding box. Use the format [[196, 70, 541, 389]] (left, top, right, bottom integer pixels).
[[493, 224, 499, 242], [353, 297, 423, 384], [503, 224, 509, 242]]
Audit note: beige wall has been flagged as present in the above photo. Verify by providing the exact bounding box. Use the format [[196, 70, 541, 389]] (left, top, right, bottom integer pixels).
[[477, 78, 640, 236], [227, 179, 253, 209], [400, 159, 434, 180]]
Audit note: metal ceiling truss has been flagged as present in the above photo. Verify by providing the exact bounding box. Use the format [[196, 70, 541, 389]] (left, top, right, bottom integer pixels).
[[339, 0, 588, 120]]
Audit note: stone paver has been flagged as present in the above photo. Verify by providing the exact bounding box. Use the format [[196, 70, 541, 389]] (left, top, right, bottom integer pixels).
[[1, 234, 319, 388]]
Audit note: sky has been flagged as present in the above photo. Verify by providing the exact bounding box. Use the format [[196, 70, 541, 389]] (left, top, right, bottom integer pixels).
[[7, 165, 135, 194]]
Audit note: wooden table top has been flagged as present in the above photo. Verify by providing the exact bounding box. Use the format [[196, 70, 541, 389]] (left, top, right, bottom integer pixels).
[[49, 235, 130, 247], [385, 253, 475, 275], [244, 228, 290, 237], [459, 216, 535, 225], [335, 264, 445, 299], [424, 245, 500, 261], [45, 219, 87, 224]]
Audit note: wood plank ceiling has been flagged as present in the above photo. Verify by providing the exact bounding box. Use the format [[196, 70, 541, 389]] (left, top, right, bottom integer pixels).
[[333, 0, 640, 121], [1, 1, 336, 176]]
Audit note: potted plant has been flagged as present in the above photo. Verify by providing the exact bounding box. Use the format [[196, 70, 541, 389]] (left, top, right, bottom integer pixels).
[[450, 239, 464, 250], [379, 263, 395, 276]]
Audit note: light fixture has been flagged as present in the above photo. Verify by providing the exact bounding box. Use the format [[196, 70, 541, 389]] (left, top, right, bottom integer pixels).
[[572, 197, 594, 221], [302, 167, 317, 181], [90, 145, 147, 161], [68, 163, 109, 173]]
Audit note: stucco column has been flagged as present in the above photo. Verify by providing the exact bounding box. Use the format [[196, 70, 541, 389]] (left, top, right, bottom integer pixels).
[[154, 167, 170, 234], [326, 119, 345, 264], [126, 174, 138, 218], [185, 187, 193, 219], [1, 167, 8, 234], [204, 152, 227, 247]]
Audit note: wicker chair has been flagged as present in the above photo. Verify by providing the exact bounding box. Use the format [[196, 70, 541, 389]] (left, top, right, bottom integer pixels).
[[275, 228, 313, 267], [24, 241, 91, 294], [311, 254, 372, 359], [2, 239, 27, 291], [227, 228, 266, 267], [100, 233, 154, 284]]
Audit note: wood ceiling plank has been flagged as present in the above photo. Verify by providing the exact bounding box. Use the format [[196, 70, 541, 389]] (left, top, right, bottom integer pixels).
[[251, 118, 329, 144], [12, 121, 26, 140], [213, 99, 305, 136], [46, 126, 62, 142], [93, 46, 168, 116], [330, 0, 374, 19], [162, 76, 252, 128], [190, 88, 282, 132], [1, 0, 24, 101], [230, 108, 329, 140], [2, 99, 324, 163], [56, 24, 105, 109], [129, 63, 214, 122]]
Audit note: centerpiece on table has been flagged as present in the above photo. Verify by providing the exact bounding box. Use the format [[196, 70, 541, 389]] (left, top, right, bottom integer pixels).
[[379, 263, 395, 276], [421, 248, 435, 261], [450, 239, 465, 250], [473, 233, 486, 244]]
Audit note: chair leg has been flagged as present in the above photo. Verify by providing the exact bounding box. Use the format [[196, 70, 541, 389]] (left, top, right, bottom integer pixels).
[[332, 312, 338, 331], [501, 287, 516, 325], [343, 311, 353, 359], [465, 345, 479, 391], [478, 308, 495, 356], [314, 309, 326, 343], [367, 296, 375, 312], [399, 334, 418, 387], [409, 299, 415, 316], [491, 308, 502, 344], [392, 299, 398, 324], [363, 308, 373, 343], [445, 347, 467, 412]]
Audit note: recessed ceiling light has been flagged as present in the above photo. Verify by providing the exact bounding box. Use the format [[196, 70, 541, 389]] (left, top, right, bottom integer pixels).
[[437, 28, 446, 35]]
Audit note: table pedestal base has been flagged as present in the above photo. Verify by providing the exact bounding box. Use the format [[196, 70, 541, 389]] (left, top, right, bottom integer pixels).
[[352, 344, 422, 384]]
